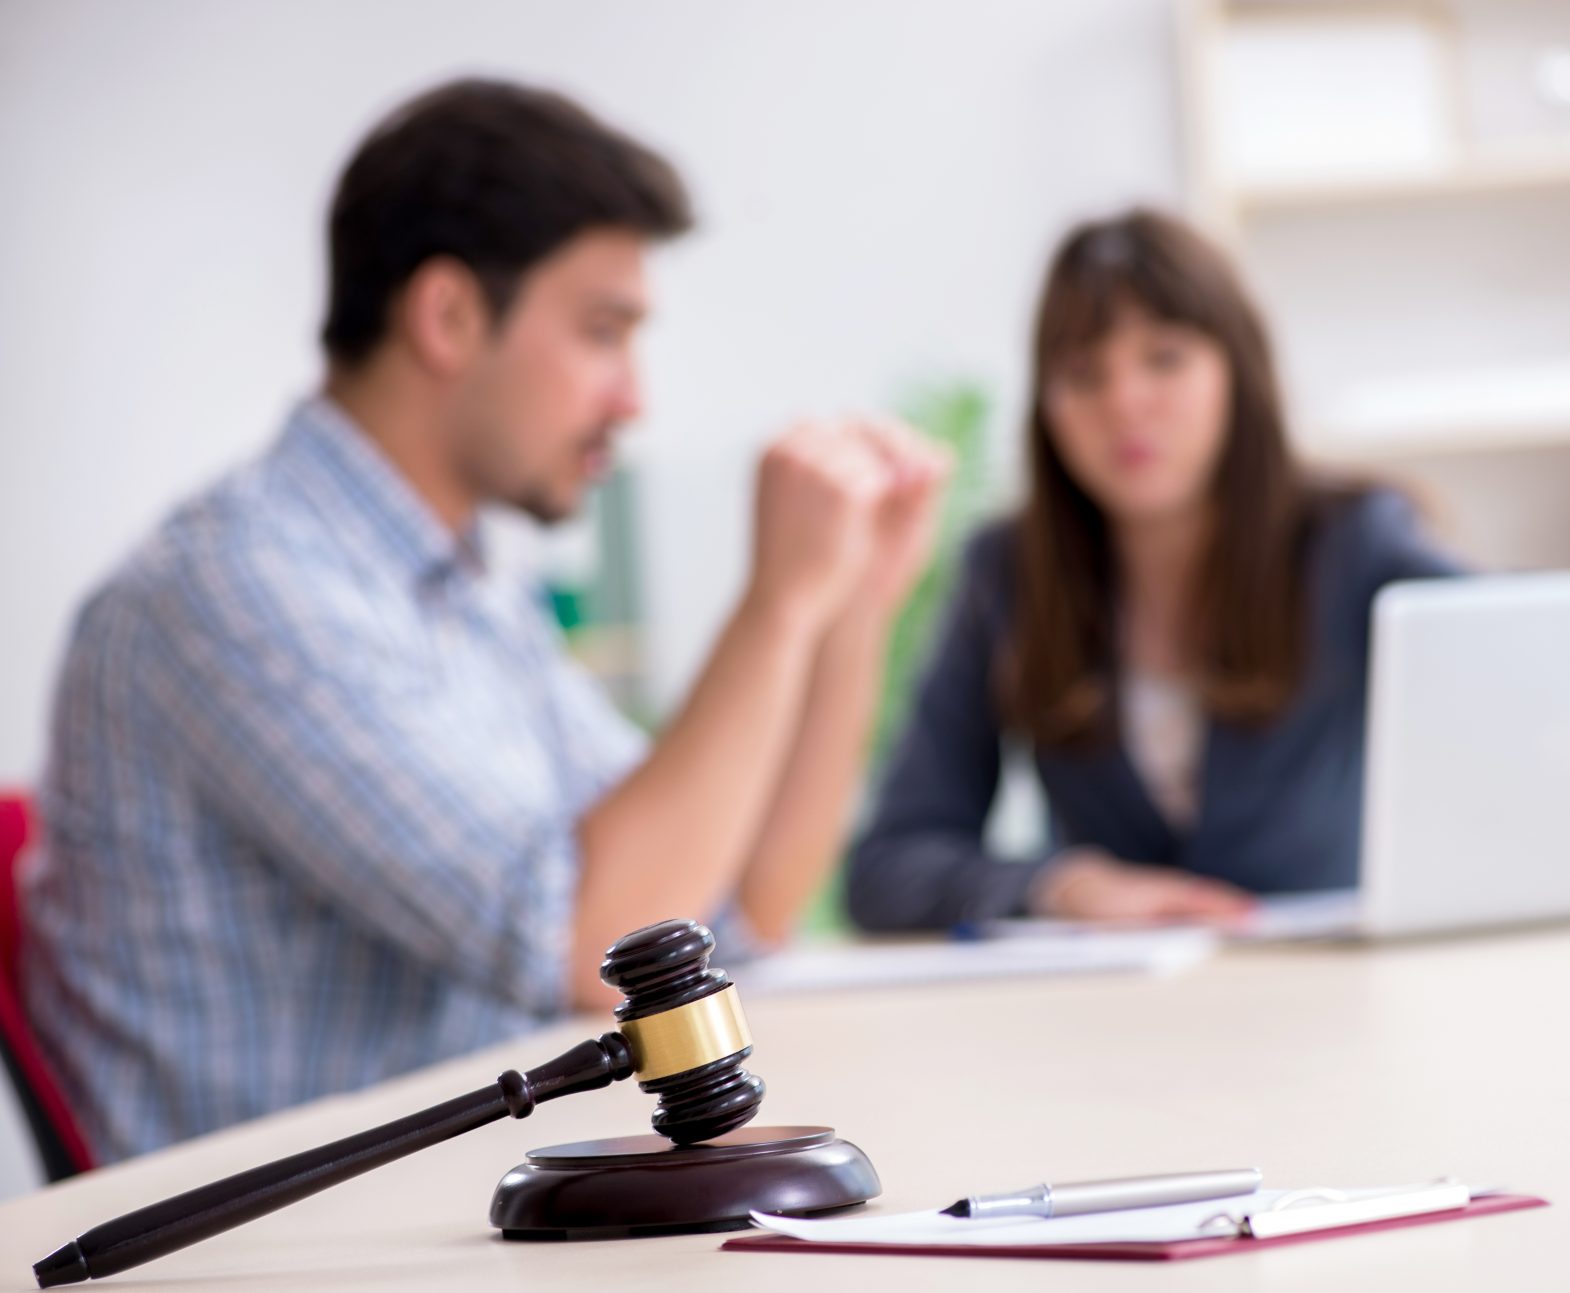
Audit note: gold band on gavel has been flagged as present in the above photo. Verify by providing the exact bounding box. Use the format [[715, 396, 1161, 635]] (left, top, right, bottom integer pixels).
[[618, 985, 753, 1082]]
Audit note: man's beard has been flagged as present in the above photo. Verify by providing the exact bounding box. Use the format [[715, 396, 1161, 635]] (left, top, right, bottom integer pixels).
[[498, 423, 618, 525], [507, 483, 573, 526]]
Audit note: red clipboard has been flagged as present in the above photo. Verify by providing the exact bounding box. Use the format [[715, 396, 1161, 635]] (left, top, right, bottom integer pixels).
[[722, 1193, 1547, 1263]]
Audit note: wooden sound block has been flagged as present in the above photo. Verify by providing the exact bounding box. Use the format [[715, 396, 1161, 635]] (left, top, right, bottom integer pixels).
[[490, 1125, 880, 1240]]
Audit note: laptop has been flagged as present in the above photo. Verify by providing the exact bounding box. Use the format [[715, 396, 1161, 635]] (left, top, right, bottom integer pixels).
[[1243, 571, 1570, 942]]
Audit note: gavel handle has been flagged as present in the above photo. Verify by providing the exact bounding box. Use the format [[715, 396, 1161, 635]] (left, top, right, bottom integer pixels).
[[34, 1033, 634, 1287]]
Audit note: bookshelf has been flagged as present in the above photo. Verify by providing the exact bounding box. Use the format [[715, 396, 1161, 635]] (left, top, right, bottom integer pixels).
[[1177, 0, 1570, 565]]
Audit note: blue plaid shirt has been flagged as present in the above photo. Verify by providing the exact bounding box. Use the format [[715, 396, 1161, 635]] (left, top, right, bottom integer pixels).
[[23, 397, 649, 1163]]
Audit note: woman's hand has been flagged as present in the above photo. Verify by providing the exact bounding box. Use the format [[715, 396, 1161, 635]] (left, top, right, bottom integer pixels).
[[1030, 847, 1256, 925]]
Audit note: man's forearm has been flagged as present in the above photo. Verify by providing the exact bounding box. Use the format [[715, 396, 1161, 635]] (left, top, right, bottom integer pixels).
[[570, 589, 819, 1005], [736, 601, 890, 945]]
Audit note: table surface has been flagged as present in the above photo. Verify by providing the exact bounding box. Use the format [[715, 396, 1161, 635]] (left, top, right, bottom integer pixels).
[[3, 929, 1566, 1291]]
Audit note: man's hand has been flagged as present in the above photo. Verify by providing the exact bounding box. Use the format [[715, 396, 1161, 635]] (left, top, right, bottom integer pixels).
[[746, 416, 949, 636], [845, 415, 953, 620], [747, 421, 887, 634], [571, 414, 950, 999], [1030, 847, 1257, 925]]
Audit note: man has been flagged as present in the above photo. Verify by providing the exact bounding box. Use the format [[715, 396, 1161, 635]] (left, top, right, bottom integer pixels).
[[23, 79, 946, 1163]]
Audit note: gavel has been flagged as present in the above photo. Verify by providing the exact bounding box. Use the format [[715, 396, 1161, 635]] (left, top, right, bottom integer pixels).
[[33, 919, 764, 1287]]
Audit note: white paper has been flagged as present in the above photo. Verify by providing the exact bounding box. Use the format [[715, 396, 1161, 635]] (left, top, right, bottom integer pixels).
[[1227, 890, 1361, 943], [749, 1195, 1281, 1247], [734, 926, 1216, 996], [750, 1184, 1459, 1248], [984, 889, 1362, 948]]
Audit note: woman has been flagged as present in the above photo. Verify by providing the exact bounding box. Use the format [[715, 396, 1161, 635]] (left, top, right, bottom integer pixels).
[[846, 209, 1462, 930]]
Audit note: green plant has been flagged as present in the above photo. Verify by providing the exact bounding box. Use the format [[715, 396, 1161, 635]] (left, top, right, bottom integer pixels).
[[872, 380, 996, 759], [800, 378, 998, 936]]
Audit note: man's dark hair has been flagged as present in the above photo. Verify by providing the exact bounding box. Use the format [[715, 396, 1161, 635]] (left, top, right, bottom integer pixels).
[[321, 78, 693, 365]]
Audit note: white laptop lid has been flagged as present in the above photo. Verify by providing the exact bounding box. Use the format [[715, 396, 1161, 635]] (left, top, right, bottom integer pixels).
[[1361, 573, 1570, 938]]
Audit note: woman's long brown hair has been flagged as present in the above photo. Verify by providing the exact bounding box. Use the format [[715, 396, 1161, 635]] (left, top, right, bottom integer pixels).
[[1003, 208, 1354, 747]]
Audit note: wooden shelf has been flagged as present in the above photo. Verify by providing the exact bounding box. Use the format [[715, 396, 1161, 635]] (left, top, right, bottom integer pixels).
[[1178, 0, 1570, 567], [1297, 361, 1570, 459], [1236, 148, 1570, 215], [1301, 419, 1570, 462]]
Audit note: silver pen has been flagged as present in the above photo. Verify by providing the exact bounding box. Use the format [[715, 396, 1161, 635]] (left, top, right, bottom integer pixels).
[[941, 1167, 1263, 1220]]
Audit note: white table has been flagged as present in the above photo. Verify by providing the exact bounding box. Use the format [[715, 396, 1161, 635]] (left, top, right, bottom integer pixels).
[[3, 930, 1566, 1290]]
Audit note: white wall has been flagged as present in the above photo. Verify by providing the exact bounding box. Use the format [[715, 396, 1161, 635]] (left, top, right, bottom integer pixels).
[[0, 0, 1183, 781]]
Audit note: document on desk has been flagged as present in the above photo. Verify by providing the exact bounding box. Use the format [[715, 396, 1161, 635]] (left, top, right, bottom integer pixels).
[[983, 887, 1362, 947], [750, 1197, 1277, 1247], [1227, 889, 1360, 942], [735, 926, 1216, 996], [748, 1182, 1483, 1247]]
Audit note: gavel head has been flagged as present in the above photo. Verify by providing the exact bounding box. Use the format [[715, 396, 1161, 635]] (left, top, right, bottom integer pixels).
[[600, 919, 766, 1145]]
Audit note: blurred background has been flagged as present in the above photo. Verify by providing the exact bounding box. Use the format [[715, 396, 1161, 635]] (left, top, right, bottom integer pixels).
[[3, 0, 1570, 1191]]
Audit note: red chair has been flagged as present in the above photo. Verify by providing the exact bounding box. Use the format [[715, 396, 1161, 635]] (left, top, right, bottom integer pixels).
[[1, 794, 94, 1179]]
